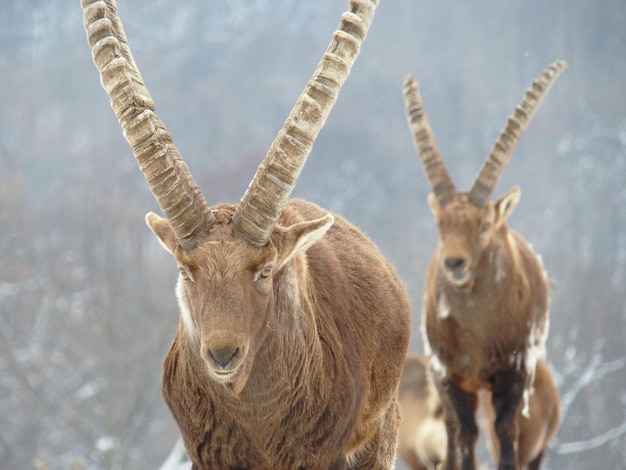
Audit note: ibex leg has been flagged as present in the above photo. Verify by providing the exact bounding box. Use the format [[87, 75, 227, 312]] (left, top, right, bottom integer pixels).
[[490, 369, 527, 470], [439, 379, 479, 470]]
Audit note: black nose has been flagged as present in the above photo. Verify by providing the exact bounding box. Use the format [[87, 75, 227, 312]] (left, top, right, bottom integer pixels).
[[444, 257, 466, 270], [207, 346, 240, 368]]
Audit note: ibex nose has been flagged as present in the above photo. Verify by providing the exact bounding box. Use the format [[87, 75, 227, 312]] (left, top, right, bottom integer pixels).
[[207, 346, 241, 369], [444, 257, 466, 270]]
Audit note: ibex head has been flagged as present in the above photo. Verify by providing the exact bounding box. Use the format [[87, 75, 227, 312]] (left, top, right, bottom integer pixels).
[[424, 188, 521, 288], [82, 0, 378, 393], [403, 61, 567, 288], [147, 205, 333, 394]]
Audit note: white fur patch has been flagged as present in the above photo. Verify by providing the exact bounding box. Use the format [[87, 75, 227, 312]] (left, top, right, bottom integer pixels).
[[525, 310, 549, 370], [522, 308, 550, 418], [421, 303, 448, 379], [537, 254, 550, 283], [437, 293, 450, 319], [494, 255, 507, 284], [421, 308, 448, 379], [429, 353, 448, 380], [176, 278, 198, 339], [521, 388, 531, 419]]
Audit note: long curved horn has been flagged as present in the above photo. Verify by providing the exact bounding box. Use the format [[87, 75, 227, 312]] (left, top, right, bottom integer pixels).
[[82, 0, 214, 251], [233, 0, 380, 247], [403, 74, 456, 207], [468, 60, 568, 207]]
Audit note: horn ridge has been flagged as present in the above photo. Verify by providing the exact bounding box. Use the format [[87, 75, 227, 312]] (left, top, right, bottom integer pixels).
[[233, 0, 379, 247], [468, 60, 568, 207], [402, 74, 456, 207], [82, 0, 214, 251]]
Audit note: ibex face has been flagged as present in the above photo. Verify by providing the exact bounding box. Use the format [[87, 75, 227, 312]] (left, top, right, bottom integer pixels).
[[428, 188, 520, 289], [147, 206, 333, 394]]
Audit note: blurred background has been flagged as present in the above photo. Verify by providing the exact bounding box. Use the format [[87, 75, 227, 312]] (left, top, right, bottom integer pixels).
[[0, 0, 624, 468]]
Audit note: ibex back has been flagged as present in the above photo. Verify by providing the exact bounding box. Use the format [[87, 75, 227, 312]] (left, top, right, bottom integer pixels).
[[81, 0, 411, 468], [403, 61, 566, 470]]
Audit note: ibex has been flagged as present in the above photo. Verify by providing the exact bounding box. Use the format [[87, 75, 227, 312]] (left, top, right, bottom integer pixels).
[[402, 60, 567, 470], [81, 0, 411, 468], [397, 354, 446, 470], [481, 359, 561, 470]]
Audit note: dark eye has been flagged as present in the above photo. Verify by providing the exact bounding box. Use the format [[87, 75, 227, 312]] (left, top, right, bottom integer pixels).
[[258, 266, 272, 281], [179, 267, 191, 281], [479, 221, 491, 233]]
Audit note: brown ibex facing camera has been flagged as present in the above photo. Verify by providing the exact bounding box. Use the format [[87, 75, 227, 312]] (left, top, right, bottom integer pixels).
[[403, 60, 566, 470], [81, 0, 411, 468]]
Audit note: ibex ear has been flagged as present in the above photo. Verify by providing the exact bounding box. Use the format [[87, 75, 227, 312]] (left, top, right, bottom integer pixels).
[[146, 212, 179, 255], [494, 187, 521, 228], [274, 214, 334, 271]]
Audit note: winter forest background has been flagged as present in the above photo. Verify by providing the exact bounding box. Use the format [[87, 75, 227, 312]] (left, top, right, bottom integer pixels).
[[1, 0, 625, 468]]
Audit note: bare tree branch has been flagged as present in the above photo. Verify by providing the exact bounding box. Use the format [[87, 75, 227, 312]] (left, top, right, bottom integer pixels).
[[555, 421, 626, 455]]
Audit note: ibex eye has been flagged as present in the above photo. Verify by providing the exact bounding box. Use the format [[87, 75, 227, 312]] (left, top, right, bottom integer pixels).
[[479, 221, 491, 233], [179, 268, 191, 281], [258, 266, 272, 280]]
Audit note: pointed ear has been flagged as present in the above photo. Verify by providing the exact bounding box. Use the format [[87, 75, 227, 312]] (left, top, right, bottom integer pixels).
[[274, 214, 334, 271], [494, 187, 521, 227], [146, 212, 179, 255], [427, 193, 439, 216]]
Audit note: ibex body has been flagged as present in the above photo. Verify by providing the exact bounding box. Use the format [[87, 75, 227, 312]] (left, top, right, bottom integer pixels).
[[155, 200, 410, 468], [82, 0, 411, 468], [397, 355, 447, 470], [481, 360, 561, 470], [403, 61, 566, 470]]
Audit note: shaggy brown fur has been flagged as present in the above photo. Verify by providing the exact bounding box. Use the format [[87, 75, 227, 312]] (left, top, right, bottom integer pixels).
[[149, 199, 411, 469], [397, 355, 447, 470], [481, 360, 561, 470]]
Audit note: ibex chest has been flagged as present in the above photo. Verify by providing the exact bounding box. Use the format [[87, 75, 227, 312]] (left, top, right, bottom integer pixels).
[[163, 348, 362, 469], [424, 285, 545, 387]]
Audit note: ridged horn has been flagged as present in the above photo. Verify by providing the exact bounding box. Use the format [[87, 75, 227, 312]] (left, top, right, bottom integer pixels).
[[468, 60, 568, 207], [232, 0, 380, 247], [81, 0, 214, 251], [403, 74, 456, 207]]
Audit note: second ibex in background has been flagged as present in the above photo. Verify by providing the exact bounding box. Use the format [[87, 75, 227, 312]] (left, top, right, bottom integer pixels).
[[82, 0, 411, 468], [403, 60, 567, 470]]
